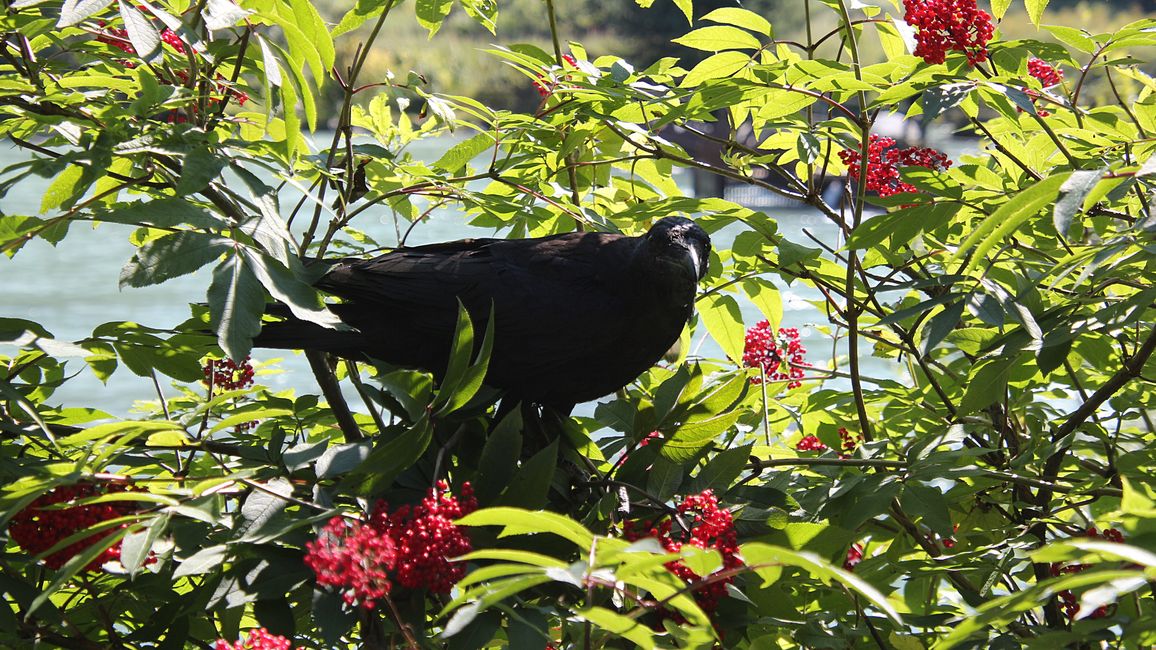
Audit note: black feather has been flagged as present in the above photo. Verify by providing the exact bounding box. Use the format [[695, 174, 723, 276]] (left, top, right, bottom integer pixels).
[[252, 217, 711, 409]]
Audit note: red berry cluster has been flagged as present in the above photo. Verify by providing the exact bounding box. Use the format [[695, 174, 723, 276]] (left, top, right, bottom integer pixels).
[[1020, 58, 1064, 117], [8, 483, 138, 570], [203, 357, 255, 391], [213, 628, 293, 650], [843, 543, 864, 571], [304, 482, 477, 608], [95, 20, 249, 111], [96, 25, 185, 57], [1050, 527, 1124, 620], [623, 490, 742, 616], [742, 322, 808, 388], [389, 481, 478, 593], [795, 434, 827, 452], [304, 512, 397, 608], [903, 0, 994, 66], [534, 53, 578, 97], [837, 427, 859, 455], [838, 135, 952, 197], [1028, 58, 1063, 87]]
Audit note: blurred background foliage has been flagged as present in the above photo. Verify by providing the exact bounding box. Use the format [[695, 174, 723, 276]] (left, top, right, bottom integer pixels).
[[326, 0, 1156, 117]]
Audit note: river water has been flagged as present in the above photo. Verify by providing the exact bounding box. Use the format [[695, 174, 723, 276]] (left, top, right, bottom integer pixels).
[[1, 136, 858, 414]]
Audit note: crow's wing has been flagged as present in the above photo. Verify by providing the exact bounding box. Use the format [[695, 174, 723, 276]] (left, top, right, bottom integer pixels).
[[312, 232, 640, 391]]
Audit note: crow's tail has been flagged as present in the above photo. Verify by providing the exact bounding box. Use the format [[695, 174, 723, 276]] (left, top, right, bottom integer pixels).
[[252, 306, 365, 359]]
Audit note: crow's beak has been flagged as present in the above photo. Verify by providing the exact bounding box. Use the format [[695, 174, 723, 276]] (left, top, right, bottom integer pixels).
[[686, 243, 703, 281]]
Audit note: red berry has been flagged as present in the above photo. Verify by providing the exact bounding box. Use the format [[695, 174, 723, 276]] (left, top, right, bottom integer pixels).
[[213, 628, 292, 650], [795, 435, 827, 452], [8, 482, 140, 571], [1028, 58, 1063, 87], [839, 135, 951, 197], [903, 0, 994, 66], [623, 490, 742, 618], [742, 322, 808, 388], [844, 543, 864, 571], [304, 482, 477, 607]]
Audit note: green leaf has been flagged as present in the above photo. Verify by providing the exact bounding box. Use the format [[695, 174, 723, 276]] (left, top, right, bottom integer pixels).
[[740, 279, 782, 331], [1053, 169, 1103, 237], [57, 0, 114, 27], [989, 0, 1012, 20], [1042, 25, 1096, 53], [673, 26, 762, 52], [208, 254, 265, 362], [434, 133, 493, 174], [460, 0, 497, 33], [96, 198, 224, 229], [497, 440, 557, 510], [698, 293, 745, 363], [951, 173, 1070, 274], [415, 0, 453, 37], [456, 507, 595, 550], [433, 304, 494, 416], [957, 357, 1012, 416], [922, 83, 973, 121], [900, 483, 952, 536], [740, 543, 903, 624], [473, 409, 522, 504], [1026, 0, 1050, 27], [919, 300, 965, 357], [646, 456, 684, 501], [40, 165, 85, 213], [172, 544, 228, 578], [350, 416, 433, 494], [577, 606, 656, 648], [119, 231, 230, 288], [755, 89, 819, 121], [700, 7, 771, 36], [331, 0, 385, 36], [121, 513, 169, 573], [119, 0, 161, 63], [661, 410, 742, 463], [691, 443, 752, 493], [239, 247, 343, 330], [680, 51, 750, 87]]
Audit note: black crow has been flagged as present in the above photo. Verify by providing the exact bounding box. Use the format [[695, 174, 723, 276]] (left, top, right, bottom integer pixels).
[[254, 217, 711, 411]]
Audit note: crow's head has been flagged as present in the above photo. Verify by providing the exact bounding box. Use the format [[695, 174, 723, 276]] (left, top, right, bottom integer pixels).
[[644, 216, 712, 282]]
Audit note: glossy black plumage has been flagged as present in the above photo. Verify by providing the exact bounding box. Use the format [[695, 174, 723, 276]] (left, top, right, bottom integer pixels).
[[254, 217, 711, 409]]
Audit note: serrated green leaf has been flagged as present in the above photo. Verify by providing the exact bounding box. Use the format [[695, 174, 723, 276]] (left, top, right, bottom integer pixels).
[[661, 410, 741, 463], [434, 132, 493, 174], [119, 1, 160, 63], [456, 507, 595, 549], [496, 440, 557, 509], [97, 198, 224, 229], [957, 357, 1011, 416], [701, 7, 771, 36], [119, 231, 230, 288], [57, 0, 114, 27], [208, 254, 265, 362], [698, 293, 744, 363], [415, 0, 453, 37], [577, 606, 656, 648], [680, 51, 750, 87], [173, 544, 228, 577], [239, 247, 341, 330], [952, 173, 1070, 274], [1026, 0, 1049, 27], [673, 26, 762, 52], [40, 165, 85, 213], [740, 543, 903, 624], [1053, 169, 1103, 236]]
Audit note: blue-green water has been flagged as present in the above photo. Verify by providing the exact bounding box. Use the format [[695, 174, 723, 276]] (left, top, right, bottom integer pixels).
[[1, 136, 853, 414]]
